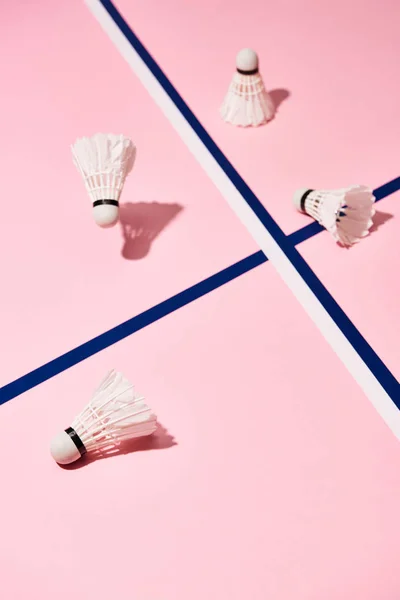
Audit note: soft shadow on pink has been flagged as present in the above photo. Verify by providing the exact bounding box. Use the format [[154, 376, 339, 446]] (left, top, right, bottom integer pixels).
[[370, 209, 393, 234], [59, 423, 176, 470], [337, 210, 393, 248], [120, 201, 183, 260], [269, 88, 290, 115]]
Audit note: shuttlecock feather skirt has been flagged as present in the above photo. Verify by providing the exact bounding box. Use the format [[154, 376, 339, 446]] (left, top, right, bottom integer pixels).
[[220, 72, 275, 127]]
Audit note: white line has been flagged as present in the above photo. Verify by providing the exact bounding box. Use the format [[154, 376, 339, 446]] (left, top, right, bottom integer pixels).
[[86, 0, 400, 439]]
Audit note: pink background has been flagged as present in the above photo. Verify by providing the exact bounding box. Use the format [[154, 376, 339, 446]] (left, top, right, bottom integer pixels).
[[1, 0, 400, 598], [0, 0, 258, 385]]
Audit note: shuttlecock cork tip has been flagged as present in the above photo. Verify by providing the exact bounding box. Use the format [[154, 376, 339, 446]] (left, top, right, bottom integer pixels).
[[93, 203, 119, 228], [236, 48, 258, 73], [293, 188, 313, 213], [50, 429, 86, 465]]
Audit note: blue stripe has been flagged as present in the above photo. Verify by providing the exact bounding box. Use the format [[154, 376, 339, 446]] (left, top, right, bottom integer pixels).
[[0, 253, 266, 405], [0, 175, 398, 405], [0, 3, 399, 406], [96, 0, 400, 401]]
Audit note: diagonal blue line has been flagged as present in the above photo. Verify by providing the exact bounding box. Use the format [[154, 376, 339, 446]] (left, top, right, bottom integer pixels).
[[94, 0, 400, 405], [1, 0, 399, 407], [0, 176, 398, 405], [0, 252, 266, 405]]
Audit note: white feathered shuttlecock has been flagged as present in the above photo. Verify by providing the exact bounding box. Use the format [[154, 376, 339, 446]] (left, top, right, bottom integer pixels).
[[71, 133, 136, 228], [50, 370, 157, 465], [293, 185, 376, 246], [220, 48, 275, 127]]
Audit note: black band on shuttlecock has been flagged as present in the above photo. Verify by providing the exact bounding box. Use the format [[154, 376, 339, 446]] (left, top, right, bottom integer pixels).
[[65, 427, 87, 457], [236, 67, 258, 75], [92, 199, 119, 208], [299, 189, 313, 213]]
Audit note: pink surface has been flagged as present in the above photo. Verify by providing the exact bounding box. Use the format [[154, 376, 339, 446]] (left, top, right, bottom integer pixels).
[[1, 0, 400, 598], [115, 0, 400, 233], [298, 190, 400, 381], [0, 0, 257, 385], [2, 264, 400, 600]]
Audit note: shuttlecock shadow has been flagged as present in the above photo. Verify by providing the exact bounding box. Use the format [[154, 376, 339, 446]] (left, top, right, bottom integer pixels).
[[269, 88, 290, 113], [369, 210, 393, 234], [58, 423, 176, 470], [335, 209, 393, 248], [120, 201, 183, 260]]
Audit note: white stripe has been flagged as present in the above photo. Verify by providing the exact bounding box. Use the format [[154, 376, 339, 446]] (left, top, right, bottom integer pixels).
[[85, 0, 400, 439]]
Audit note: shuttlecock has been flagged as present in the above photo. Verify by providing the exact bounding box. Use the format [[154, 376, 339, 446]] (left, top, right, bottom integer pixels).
[[220, 48, 275, 127], [71, 133, 136, 228], [50, 370, 157, 465], [293, 185, 376, 246]]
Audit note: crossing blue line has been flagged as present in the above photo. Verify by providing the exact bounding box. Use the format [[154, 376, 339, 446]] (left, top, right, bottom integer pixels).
[[0, 176, 398, 405], [1, 0, 399, 406], [0, 252, 266, 405], [93, 0, 400, 405]]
